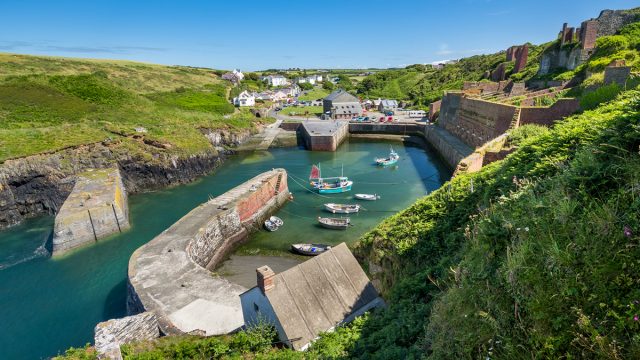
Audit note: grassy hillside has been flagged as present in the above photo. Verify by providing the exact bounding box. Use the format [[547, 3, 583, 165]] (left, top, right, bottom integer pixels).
[[0, 53, 267, 162]]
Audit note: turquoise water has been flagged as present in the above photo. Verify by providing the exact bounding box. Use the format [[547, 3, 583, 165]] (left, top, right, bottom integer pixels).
[[0, 139, 449, 359]]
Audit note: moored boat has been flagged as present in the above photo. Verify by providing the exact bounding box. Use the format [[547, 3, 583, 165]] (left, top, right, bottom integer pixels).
[[324, 203, 361, 214], [375, 146, 400, 166], [270, 216, 283, 227], [354, 193, 380, 201], [309, 164, 353, 194], [264, 219, 278, 231], [291, 243, 332, 256], [318, 216, 350, 230]]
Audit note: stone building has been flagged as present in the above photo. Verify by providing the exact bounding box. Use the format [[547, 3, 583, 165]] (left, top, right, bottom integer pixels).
[[240, 243, 385, 350], [322, 89, 363, 120]]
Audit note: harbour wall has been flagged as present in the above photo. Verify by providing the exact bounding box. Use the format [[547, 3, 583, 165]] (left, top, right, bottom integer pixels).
[[300, 121, 349, 151], [125, 169, 290, 339], [52, 168, 130, 256]]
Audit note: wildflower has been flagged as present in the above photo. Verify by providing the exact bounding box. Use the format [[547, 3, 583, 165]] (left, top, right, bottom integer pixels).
[[634, 300, 639, 305], [524, 227, 529, 232], [624, 225, 633, 238], [634, 315, 639, 322], [516, 228, 521, 231]]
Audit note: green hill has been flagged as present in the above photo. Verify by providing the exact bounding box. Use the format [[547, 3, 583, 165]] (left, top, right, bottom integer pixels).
[[0, 53, 265, 163]]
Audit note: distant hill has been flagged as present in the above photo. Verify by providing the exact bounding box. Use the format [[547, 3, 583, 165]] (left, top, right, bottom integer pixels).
[[0, 53, 263, 162]]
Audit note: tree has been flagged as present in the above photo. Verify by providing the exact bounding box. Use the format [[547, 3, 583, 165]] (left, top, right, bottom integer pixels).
[[299, 82, 314, 90], [323, 81, 335, 91]]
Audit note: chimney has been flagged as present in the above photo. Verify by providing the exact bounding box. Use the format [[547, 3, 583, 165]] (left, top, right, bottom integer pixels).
[[257, 266, 275, 293]]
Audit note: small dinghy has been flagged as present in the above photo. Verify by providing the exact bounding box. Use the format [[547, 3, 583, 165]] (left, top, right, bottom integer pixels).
[[354, 193, 380, 201], [318, 216, 351, 230], [264, 216, 283, 231], [324, 203, 361, 214], [291, 243, 332, 256]]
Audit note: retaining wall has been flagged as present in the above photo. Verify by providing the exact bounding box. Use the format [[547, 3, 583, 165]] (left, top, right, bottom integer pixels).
[[126, 169, 290, 337], [439, 92, 517, 148], [52, 168, 130, 256], [519, 98, 580, 127]]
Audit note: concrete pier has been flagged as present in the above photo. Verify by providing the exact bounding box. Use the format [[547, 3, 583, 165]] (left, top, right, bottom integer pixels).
[[52, 168, 130, 256], [127, 169, 290, 336], [300, 120, 349, 151]]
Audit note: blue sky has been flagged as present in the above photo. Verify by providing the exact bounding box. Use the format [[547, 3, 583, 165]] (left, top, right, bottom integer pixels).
[[1, 0, 638, 70]]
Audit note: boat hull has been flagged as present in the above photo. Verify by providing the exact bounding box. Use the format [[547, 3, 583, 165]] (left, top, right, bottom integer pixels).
[[324, 203, 360, 214], [318, 183, 352, 194], [376, 158, 398, 166], [318, 217, 350, 230], [354, 194, 379, 201], [291, 243, 331, 256]]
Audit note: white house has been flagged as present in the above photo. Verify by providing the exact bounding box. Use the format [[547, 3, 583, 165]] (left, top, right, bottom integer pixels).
[[297, 76, 316, 85], [240, 243, 385, 351], [314, 74, 323, 83], [233, 90, 255, 107], [261, 75, 289, 87]]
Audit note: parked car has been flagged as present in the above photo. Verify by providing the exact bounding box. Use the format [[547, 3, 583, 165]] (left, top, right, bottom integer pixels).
[[363, 116, 370, 122], [387, 116, 393, 122], [379, 116, 385, 122], [275, 107, 282, 111]]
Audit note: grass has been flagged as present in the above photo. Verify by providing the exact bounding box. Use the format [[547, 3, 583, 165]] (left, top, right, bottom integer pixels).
[[297, 87, 330, 101], [0, 53, 266, 162], [278, 105, 323, 117]]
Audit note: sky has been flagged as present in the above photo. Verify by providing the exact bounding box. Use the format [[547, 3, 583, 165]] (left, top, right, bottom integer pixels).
[[0, 0, 638, 70]]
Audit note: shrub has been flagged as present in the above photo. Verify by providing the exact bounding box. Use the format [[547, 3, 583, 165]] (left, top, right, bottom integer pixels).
[[580, 83, 621, 110], [595, 35, 630, 56], [298, 82, 314, 91]]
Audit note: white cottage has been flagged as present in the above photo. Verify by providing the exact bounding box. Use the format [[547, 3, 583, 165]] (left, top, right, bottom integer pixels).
[[233, 90, 255, 107], [240, 243, 385, 351]]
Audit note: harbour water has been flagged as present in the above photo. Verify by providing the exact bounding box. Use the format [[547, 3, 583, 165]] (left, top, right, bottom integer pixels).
[[0, 138, 449, 359]]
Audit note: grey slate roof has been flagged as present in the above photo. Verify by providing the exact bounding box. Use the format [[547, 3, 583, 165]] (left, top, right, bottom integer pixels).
[[324, 89, 359, 103], [265, 243, 380, 349], [380, 99, 398, 107]]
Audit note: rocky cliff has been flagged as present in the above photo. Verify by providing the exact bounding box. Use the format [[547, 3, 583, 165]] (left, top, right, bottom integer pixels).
[[0, 128, 256, 229]]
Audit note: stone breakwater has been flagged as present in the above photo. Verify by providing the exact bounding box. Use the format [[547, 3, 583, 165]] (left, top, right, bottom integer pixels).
[[125, 169, 290, 338], [52, 168, 130, 256]]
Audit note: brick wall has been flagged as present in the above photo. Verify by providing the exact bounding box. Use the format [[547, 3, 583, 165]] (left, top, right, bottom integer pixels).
[[519, 98, 580, 126], [429, 100, 441, 120], [604, 65, 631, 86], [513, 45, 529, 73], [439, 93, 517, 148], [237, 174, 286, 222], [580, 20, 598, 50]]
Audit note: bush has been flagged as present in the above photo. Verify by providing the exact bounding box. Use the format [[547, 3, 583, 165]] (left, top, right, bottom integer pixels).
[[298, 82, 313, 91], [580, 83, 621, 110], [595, 35, 630, 56], [620, 22, 640, 49], [322, 81, 335, 91]]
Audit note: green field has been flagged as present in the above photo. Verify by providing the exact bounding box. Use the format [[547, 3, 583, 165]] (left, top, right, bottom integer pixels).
[[278, 105, 323, 117], [297, 87, 330, 101], [0, 53, 268, 162]]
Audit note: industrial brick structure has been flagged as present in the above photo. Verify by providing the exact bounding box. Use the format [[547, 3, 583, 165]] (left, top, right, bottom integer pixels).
[[539, 8, 639, 75]]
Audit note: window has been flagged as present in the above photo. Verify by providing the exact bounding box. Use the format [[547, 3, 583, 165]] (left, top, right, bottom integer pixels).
[[254, 303, 260, 312]]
